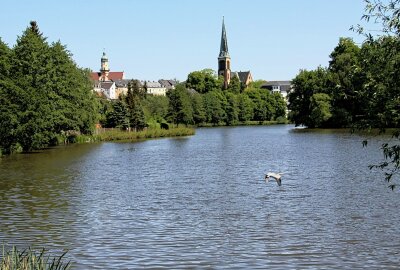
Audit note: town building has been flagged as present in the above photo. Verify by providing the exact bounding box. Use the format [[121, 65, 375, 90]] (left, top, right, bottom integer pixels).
[[218, 18, 253, 89], [142, 81, 166, 96], [91, 52, 175, 99], [91, 52, 124, 82], [261, 81, 292, 100]]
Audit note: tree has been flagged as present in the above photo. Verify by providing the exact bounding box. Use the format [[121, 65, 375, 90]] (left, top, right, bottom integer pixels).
[[203, 91, 226, 125], [237, 93, 254, 122], [106, 100, 129, 129], [0, 21, 99, 152], [142, 95, 169, 123], [0, 38, 10, 77], [309, 93, 332, 128], [352, 0, 400, 36], [126, 80, 146, 131], [227, 74, 241, 94], [224, 92, 239, 125], [355, 0, 400, 190], [166, 84, 193, 126], [190, 92, 206, 125], [328, 38, 364, 127], [186, 69, 219, 93], [288, 67, 330, 127], [271, 92, 287, 120], [246, 89, 276, 122]]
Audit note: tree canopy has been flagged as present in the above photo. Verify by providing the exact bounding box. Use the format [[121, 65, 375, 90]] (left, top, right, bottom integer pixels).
[[289, 0, 400, 189], [0, 21, 98, 153]]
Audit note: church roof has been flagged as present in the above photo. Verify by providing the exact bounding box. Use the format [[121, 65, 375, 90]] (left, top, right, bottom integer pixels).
[[90, 72, 124, 81], [237, 71, 251, 83], [232, 71, 252, 84], [219, 17, 230, 58]]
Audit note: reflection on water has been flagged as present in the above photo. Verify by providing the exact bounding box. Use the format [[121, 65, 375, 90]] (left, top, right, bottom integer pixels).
[[1, 125, 400, 269]]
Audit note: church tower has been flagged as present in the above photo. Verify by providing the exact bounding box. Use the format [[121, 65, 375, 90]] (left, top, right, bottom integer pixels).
[[218, 17, 231, 89], [100, 51, 110, 81]]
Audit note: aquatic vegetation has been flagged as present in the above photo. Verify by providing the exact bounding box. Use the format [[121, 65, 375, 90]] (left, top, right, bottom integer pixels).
[[1, 246, 70, 270], [77, 127, 195, 142]]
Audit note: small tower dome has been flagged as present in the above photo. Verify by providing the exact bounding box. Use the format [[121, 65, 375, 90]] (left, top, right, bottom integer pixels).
[[101, 51, 108, 61]]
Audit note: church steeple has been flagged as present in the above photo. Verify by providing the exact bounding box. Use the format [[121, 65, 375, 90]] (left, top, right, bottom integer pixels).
[[219, 17, 229, 58], [218, 17, 231, 89], [100, 51, 110, 81]]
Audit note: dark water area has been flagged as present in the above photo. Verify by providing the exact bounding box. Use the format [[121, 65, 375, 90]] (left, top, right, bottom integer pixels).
[[0, 125, 399, 269]]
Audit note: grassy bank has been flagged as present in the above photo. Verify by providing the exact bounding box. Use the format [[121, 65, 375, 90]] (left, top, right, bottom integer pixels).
[[76, 126, 195, 143], [1, 246, 70, 270]]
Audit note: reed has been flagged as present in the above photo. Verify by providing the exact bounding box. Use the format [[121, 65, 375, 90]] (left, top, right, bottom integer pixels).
[[77, 127, 195, 143], [1, 246, 70, 270]]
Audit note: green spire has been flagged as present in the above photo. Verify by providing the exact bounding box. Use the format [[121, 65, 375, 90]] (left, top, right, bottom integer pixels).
[[219, 17, 229, 58], [101, 51, 108, 61]]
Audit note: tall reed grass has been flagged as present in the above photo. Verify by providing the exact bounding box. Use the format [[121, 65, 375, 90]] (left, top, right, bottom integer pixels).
[[77, 127, 195, 143], [1, 246, 70, 270]]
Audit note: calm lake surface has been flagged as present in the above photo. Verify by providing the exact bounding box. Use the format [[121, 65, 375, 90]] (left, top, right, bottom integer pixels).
[[1, 125, 399, 269]]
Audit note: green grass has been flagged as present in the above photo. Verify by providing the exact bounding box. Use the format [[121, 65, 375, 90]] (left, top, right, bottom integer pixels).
[[77, 127, 195, 143], [1, 246, 71, 270]]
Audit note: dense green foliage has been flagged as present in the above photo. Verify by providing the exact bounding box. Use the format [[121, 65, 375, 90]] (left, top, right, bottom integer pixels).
[[289, 0, 400, 189], [100, 71, 287, 128], [0, 22, 286, 155], [288, 36, 400, 129], [125, 80, 147, 131], [0, 22, 98, 153], [155, 72, 287, 127]]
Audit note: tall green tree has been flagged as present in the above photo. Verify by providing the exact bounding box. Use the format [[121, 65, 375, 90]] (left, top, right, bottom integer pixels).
[[142, 95, 169, 123], [227, 75, 241, 94], [0, 21, 98, 152], [355, 0, 400, 189], [190, 92, 206, 125], [246, 89, 275, 122], [106, 99, 129, 129], [186, 69, 219, 93], [224, 92, 239, 125], [309, 93, 332, 128], [237, 93, 254, 122], [203, 91, 226, 125], [328, 38, 364, 127], [126, 80, 146, 131], [288, 67, 330, 127], [167, 84, 193, 126]]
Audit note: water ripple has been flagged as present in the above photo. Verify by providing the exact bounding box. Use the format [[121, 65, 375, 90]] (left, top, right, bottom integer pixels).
[[1, 126, 400, 268]]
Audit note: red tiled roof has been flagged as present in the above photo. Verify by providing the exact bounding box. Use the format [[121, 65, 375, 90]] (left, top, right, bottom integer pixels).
[[91, 72, 101, 81], [90, 72, 124, 81], [108, 72, 124, 80]]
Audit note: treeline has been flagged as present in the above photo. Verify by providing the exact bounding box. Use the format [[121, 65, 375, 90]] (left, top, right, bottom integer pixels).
[[288, 36, 400, 129], [0, 21, 288, 154], [0, 22, 98, 154], [101, 69, 287, 129]]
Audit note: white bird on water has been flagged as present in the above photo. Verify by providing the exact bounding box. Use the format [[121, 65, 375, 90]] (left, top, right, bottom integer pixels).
[[265, 172, 283, 186]]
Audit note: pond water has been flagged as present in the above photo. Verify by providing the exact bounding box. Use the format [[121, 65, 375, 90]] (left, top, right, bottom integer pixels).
[[0, 125, 399, 269]]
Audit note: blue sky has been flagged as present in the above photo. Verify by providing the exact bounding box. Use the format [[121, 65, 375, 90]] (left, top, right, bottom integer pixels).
[[0, 0, 367, 81]]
